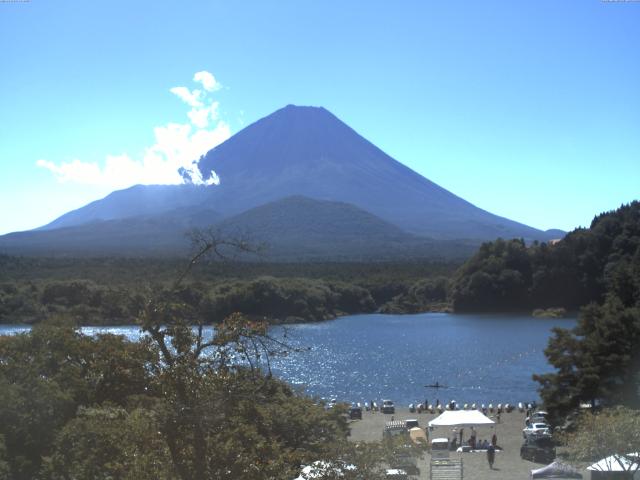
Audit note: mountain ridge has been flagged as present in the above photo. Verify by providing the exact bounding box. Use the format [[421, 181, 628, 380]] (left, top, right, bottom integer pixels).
[[1, 104, 564, 258], [0, 196, 478, 260]]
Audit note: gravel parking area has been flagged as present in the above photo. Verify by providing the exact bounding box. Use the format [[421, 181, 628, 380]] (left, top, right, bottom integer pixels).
[[347, 407, 589, 479]]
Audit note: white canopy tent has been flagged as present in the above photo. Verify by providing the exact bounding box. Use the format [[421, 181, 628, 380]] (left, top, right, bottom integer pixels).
[[428, 410, 495, 427], [531, 461, 583, 479], [587, 453, 639, 479]]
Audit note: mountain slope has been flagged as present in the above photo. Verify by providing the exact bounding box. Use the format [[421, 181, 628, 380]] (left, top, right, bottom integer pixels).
[[216, 196, 476, 260], [0, 196, 476, 259], [40, 185, 211, 231], [195, 105, 556, 240], [0, 207, 221, 256]]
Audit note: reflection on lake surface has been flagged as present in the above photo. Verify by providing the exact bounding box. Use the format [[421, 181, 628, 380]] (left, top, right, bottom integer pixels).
[[0, 313, 575, 406]]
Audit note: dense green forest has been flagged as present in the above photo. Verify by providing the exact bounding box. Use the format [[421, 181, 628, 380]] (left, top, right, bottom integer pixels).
[[532, 204, 640, 422], [0, 256, 456, 325], [450, 201, 640, 312], [448, 202, 640, 423]]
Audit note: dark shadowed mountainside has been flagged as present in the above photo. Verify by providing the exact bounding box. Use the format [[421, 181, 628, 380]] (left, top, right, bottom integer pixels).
[[0, 196, 477, 260], [216, 196, 477, 260]]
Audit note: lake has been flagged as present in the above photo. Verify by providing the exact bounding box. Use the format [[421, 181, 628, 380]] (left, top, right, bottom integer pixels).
[[0, 313, 575, 407]]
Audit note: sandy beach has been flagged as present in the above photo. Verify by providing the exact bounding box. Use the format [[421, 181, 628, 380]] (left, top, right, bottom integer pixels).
[[348, 407, 588, 480]]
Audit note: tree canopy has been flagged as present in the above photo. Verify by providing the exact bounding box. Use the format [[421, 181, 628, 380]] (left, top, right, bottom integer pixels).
[[0, 234, 393, 480], [525, 203, 640, 423], [450, 201, 640, 312]]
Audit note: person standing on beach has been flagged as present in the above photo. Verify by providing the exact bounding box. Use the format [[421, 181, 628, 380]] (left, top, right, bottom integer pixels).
[[487, 443, 495, 469], [492, 432, 497, 447]]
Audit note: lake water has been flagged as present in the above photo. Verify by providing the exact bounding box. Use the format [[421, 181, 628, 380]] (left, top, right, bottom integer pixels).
[[0, 313, 575, 407]]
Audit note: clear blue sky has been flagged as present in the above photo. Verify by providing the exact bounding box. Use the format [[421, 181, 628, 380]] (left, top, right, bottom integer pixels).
[[1, 0, 638, 235]]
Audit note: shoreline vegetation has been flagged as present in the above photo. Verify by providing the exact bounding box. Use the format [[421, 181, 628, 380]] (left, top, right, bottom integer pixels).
[[0, 256, 458, 326], [531, 307, 568, 318]]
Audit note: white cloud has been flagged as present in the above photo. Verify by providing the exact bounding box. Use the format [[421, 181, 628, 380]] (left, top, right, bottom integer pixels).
[[37, 71, 230, 188], [169, 86, 203, 108], [194, 71, 221, 92], [187, 100, 220, 129], [36, 159, 103, 185]]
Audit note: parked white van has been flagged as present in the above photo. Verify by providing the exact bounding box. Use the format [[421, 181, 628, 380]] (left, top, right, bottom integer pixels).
[[431, 438, 450, 459]]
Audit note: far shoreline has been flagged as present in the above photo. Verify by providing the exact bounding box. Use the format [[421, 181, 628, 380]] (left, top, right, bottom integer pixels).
[[0, 309, 579, 328]]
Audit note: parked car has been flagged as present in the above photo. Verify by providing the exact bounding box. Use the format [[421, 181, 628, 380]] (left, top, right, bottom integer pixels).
[[382, 399, 395, 414], [431, 438, 450, 459], [520, 437, 556, 464], [404, 419, 419, 429], [523, 423, 552, 438], [528, 410, 549, 423], [385, 469, 408, 479], [325, 398, 338, 409], [349, 406, 362, 419]]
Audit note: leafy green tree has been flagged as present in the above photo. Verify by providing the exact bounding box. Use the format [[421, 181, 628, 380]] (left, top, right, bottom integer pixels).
[[0, 435, 10, 480], [450, 238, 532, 311], [0, 320, 155, 479], [560, 407, 640, 479], [380, 276, 449, 313], [44, 406, 176, 480], [534, 298, 640, 424]]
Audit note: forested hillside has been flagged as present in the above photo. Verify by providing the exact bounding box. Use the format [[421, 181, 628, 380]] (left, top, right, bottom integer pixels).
[[0, 256, 457, 325], [450, 201, 640, 312]]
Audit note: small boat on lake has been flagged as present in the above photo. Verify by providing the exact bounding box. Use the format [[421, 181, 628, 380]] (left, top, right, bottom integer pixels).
[[424, 381, 448, 389]]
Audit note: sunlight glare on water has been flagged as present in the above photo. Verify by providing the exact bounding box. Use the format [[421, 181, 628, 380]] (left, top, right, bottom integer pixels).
[[0, 312, 574, 406]]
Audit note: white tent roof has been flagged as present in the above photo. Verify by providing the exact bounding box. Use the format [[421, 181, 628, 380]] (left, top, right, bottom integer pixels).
[[587, 453, 639, 472], [531, 461, 583, 479], [428, 410, 495, 427]]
